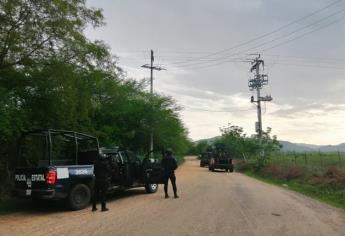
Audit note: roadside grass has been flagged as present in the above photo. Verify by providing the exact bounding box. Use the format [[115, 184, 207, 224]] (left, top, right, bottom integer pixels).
[[242, 163, 345, 209], [270, 152, 345, 171]]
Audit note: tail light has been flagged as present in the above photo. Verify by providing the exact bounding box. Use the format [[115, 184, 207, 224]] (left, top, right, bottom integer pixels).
[[229, 159, 232, 164], [46, 170, 57, 185]]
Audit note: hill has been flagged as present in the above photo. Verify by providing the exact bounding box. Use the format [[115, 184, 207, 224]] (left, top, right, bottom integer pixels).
[[278, 141, 345, 153], [195, 137, 345, 153]]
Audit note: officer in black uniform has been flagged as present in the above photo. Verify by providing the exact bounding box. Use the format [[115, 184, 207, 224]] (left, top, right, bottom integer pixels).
[[161, 149, 179, 199], [92, 153, 111, 212]]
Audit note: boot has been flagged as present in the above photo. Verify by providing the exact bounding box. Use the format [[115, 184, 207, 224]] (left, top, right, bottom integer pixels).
[[174, 192, 179, 199], [92, 204, 97, 211], [165, 193, 169, 199], [101, 202, 109, 212]]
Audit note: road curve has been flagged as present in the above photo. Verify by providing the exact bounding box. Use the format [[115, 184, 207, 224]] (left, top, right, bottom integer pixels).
[[1, 156, 345, 236]]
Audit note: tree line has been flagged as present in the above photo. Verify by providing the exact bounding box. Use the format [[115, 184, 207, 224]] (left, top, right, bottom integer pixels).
[[190, 124, 281, 166], [0, 0, 190, 199]]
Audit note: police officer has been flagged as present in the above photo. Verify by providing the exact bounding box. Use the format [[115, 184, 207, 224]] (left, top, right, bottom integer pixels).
[[92, 153, 111, 212], [161, 148, 179, 199]]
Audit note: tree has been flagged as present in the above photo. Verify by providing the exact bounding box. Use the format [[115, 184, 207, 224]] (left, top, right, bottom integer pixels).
[[0, 0, 190, 199], [218, 123, 281, 160], [0, 0, 107, 71]]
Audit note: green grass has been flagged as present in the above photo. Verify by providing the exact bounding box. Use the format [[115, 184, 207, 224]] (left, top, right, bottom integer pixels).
[[269, 152, 345, 171], [244, 170, 345, 210]]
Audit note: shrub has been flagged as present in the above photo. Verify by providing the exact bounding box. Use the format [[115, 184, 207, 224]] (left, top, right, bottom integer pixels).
[[259, 164, 304, 180]]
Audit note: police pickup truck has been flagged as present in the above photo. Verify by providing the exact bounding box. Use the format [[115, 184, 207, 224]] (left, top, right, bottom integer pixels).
[[14, 129, 163, 210]]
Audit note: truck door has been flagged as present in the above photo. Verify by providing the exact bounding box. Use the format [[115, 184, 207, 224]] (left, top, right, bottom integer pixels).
[[143, 158, 164, 184]]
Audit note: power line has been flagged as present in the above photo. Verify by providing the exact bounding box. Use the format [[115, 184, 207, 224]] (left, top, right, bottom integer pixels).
[[183, 107, 255, 113], [264, 54, 345, 63], [165, 8, 345, 70], [166, 14, 345, 71], [266, 62, 345, 70], [164, 0, 344, 66], [259, 15, 345, 53]]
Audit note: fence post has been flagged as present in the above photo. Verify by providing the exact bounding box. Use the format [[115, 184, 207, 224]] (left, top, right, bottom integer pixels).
[[319, 150, 323, 168], [304, 152, 308, 168], [294, 153, 297, 165]]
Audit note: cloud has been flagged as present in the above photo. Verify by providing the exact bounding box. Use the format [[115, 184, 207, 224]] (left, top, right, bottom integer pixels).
[[270, 103, 345, 118], [86, 0, 345, 144]]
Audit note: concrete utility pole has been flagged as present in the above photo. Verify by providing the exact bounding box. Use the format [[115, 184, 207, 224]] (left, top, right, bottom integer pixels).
[[248, 54, 272, 138], [141, 50, 166, 153]]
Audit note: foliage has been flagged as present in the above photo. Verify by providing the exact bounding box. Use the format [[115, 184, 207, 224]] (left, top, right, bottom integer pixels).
[[190, 123, 281, 173], [188, 140, 209, 155], [218, 123, 281, 162], [0, 0, 189, 200]]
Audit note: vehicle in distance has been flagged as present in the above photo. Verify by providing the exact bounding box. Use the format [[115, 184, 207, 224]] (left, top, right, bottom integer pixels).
[[199, 152, 212, 167], [208, 144, 234, 172], [14, 129, 163, 210]]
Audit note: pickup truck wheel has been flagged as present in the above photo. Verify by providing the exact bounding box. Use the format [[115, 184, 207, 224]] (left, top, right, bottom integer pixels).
[[145, 183, 158, 193], [68, 184, 91, 210]]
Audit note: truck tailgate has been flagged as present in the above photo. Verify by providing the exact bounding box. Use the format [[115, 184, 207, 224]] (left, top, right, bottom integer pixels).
[[14, 167, 49, 195]]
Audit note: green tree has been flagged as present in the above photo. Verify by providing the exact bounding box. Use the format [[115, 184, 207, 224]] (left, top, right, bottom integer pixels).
[[0, 0, 190, 200]]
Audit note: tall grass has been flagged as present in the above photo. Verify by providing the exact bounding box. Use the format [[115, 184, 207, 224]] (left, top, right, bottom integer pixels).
[[269, 152, 345, 171]]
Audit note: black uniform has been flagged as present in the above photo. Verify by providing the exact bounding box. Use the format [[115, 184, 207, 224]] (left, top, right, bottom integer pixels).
[[92, 157, 111, 211], [161, 152, 178, 198]]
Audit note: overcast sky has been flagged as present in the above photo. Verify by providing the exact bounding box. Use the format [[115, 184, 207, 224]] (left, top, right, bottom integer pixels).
[[86, 0, 345, 145]]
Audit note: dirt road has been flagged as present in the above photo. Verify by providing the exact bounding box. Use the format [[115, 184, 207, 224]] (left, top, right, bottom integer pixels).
[[1, 156, 345, 236]]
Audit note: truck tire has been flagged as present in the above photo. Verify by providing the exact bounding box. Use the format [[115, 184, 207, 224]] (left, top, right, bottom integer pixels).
[[68, 184, 91, 210], [145, 183, 158, 193]]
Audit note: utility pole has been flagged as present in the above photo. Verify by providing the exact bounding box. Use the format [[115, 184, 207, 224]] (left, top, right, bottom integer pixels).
[[141, 50, 166, 153], [248, 54, 272, 138]]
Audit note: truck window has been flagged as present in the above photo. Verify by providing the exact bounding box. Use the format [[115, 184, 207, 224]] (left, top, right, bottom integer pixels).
[[50, 134, 76, 165], [77, 138, 98, 165], [19, 135, 48, 167], [125, 151, 140, 163]]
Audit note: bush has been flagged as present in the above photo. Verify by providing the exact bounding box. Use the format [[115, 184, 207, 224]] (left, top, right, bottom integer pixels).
[[308, 167, 345, 189], [260, 164, 304, 180], [235, 161, 253, 172]]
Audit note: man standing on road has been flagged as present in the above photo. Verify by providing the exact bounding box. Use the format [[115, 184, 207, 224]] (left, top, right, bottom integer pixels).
[[161, 149, 179, 199], [92, 154, 112, 212]]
